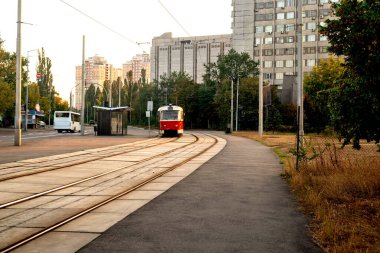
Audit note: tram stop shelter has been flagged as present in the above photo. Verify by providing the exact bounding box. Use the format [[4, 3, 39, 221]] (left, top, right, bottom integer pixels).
[[93, 106, 132, 136]]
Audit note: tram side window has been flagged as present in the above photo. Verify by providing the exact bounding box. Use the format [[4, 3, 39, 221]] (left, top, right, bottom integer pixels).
[[56, 112, 70, 118], [161, 110, 180, 120]]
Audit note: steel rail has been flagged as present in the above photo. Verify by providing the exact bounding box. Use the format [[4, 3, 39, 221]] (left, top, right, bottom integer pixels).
[[0, 137, 177, 182], [0, 136, 192, 209], [0, 134, 218, 253]]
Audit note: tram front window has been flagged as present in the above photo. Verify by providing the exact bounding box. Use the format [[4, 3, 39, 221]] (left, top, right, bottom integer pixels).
[[161, 110, 179, 120]]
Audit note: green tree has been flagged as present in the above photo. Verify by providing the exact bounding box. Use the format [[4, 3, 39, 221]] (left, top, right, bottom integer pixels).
[[304, 56, 345, 133], [320, 0, 380, 148], [264, 86, 282, 133], [36, 48, 53, 98], [204, 49, 259, 130], [0, 36, 28, 125]]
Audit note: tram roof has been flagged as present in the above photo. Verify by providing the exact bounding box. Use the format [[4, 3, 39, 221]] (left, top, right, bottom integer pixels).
[[157, 105, 183, 111], [93, 106, 132, 111]]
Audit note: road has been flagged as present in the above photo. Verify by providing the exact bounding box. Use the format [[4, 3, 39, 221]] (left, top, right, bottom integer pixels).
[[0, 126, 158, 164], [0, 127, 91, 145]]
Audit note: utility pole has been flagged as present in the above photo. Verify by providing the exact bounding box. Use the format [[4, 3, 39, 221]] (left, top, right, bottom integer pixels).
[[258, 39, 263, 136], [296, 0, 304, 146], [230, 79, 233, 133], [14, 0, 22, 146], [118, 78, 121, 107], [235, 77, 239, 131], [109, 67, 112, 107], [81, 35, 85, 136]]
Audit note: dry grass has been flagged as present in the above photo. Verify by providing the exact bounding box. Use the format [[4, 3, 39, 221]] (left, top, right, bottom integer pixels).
[[233, 131, 380, 253]]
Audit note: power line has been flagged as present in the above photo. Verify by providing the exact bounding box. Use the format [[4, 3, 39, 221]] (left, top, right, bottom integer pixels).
[[59, 0, 144, 50], [156, 0, 191, 37]]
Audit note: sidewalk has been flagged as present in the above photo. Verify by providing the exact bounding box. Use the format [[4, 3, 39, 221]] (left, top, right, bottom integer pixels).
[[78, 132, 321, 253]]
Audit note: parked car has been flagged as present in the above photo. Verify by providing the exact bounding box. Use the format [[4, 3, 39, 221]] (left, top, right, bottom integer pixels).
[[38, 121, 46, 128]]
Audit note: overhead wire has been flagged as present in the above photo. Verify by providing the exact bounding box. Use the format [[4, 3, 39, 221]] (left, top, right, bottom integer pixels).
[[156, 0, 192, 37], [156, 0, 210, 83], [59, 0, 144, 51]]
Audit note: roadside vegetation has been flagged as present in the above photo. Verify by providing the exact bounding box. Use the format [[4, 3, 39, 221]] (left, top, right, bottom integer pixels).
[[234, 131, 380, 252], [0, 41, 68, 127]]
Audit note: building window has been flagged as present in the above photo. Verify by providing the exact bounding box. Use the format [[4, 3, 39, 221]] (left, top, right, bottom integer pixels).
[[285, 60, 294, 67], [320, 9, 330, 16], [264, 37, 273, 44], [255, 26, 264, 33], [286, 24, 295, 32], [303, 34, 316, 42], [305, 59, 316, 67], [276, 60, 284, 67], [277, 13, 285, 20], [264, 73, 273, 79], [264, 25, 273, 32], [303, 10, 317, 18], [287, 12, 295, 19], [276, 37, 285, 44], [255, 13, 274, 21], [319, 46, 328, 53], [276, 0, 285, 8], [303, 0, 317, 5], [263, 49, 273, 56], [306, 22, 317, 30], [264, 61, 273, 68], [276, 25, 286, 32], [304, 47, 316, 54], [286, 0, 295, 6], [276, 72, 284, 79], [276, 48, 293, 55], [255, 2, 274, 9], [320, 35, 328, 41], [255, 38, 262, 45], [287, 36, 294, 43]]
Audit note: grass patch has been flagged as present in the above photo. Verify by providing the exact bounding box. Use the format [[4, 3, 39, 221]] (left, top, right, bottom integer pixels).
[[233, 131, 380, 252]]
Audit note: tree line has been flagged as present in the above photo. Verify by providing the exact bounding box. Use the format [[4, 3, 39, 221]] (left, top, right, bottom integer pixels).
[[0, 42, 68, 127], [1, 0, 378, 148]]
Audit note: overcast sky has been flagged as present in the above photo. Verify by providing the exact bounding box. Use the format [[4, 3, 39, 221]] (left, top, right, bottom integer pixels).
[[1, 0, 232, 101]]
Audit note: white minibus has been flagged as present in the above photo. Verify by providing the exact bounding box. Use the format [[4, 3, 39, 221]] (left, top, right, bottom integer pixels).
[[54, 111, 81, 133]]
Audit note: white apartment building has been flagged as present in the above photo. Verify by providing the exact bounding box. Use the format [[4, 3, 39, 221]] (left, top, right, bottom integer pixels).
[[232, 0, 336, 87], [150, 32, 232, 83]]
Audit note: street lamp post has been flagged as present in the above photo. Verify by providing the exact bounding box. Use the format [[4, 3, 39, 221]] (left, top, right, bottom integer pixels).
[[14, 0, 22, 146], [258, 38, 263, 136]]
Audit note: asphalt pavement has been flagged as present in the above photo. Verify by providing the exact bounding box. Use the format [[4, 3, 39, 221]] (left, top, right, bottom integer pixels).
[[77, 132, 321, 253]]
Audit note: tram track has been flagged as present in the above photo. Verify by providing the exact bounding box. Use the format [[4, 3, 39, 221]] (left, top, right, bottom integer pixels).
[[0, 137, 178, 182], [0, 136, 191, 209], [0, 133, 222, 253]]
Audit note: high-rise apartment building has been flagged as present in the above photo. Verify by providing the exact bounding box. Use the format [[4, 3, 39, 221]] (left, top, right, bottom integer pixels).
[[122, 53, 151, 84], [232, 0, 336, 87], [150, 32, 232, 83], [74, 55, 122, 109]]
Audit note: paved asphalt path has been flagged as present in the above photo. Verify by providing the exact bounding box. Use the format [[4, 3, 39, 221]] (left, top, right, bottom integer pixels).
[[78, 132, 321, 253]]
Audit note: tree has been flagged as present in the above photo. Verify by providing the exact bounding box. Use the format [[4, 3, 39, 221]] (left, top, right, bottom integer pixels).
[[0, 35, 28, 124], [320, 0, 380, 148], [36, 48, 53, 98], [205, 49, 259, 130], [304, 56, 345, 133]]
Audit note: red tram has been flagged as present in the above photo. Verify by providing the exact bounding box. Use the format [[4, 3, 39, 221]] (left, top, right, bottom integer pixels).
[[158, 105, 184, 136]]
